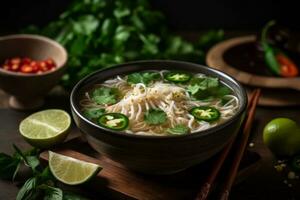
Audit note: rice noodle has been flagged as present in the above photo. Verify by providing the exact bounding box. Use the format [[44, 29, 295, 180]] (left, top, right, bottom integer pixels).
[[80, 71, 240, 135]]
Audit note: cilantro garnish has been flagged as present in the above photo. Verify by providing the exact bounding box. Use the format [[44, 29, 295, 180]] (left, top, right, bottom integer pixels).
[[187, 77, 231, 100], [83, 108, 105, 120], [167, 124, 189, 135], [144, 109, 167, 125], [91, 87, 119, 105], [127, 72, 161, 85]]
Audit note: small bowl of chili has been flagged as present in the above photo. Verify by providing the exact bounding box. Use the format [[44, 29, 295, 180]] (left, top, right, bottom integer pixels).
[[0, 34, 67, 110]]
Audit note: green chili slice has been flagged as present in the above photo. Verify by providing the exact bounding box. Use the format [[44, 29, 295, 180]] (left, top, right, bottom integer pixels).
[[190, 106, 220, 122], [164, 71, 192, 83], [98, 113, 129, 131]]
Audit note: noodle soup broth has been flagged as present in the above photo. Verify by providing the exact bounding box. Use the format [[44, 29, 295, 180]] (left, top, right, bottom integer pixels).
[[80, 70, 239, 136]]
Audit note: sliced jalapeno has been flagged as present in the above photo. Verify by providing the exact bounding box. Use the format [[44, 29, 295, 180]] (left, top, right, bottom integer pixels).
[[98, 113, 129, 131], [164, 71, 192, 83], [291, 155, 300, 172], [190, 106, 220, 122]]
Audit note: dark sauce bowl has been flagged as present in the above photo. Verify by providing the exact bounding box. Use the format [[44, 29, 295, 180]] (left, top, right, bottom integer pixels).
[[70, 60, 247, 174]]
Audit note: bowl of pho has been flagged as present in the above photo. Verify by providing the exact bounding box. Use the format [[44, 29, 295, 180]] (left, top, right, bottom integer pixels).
[[70, 60, 247, 174]]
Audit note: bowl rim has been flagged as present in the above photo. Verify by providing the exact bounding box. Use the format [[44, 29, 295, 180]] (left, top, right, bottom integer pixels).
[[70, 60, 248, 140], [0, 34, 68, 77]]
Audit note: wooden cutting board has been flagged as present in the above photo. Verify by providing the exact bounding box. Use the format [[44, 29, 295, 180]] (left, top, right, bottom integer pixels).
[[40, 137, 261, 200]]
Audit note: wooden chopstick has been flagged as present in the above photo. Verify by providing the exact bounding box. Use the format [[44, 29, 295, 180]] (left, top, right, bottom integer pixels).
[[195, 89, 261, 200], [219, 89, 261, 200]]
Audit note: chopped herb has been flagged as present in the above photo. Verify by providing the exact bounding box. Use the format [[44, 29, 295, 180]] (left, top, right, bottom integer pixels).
[[83, 108, 105, 120], [187, 77, 231, 100], [167, 124, 189, 135], [127, 72, 161, 85], [91, 87, 119, 105], [144, 109, 167, 125]]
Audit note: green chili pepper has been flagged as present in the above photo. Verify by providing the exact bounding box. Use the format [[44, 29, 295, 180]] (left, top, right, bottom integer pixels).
[[98, 113, 129, 131], [261, 20, 281, 75], [261, 21, 299, 77], [190, 106, 220, 122], [164, 71, 192, 83]]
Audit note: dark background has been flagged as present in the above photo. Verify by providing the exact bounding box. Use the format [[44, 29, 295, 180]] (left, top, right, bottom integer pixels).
[[0, 0, 299, 33]]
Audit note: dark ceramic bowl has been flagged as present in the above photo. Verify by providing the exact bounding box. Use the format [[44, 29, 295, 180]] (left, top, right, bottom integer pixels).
[[70, 60, 247, 174]]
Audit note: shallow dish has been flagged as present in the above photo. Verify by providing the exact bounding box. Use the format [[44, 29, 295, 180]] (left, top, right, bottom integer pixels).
[[70, 60, 247, 174]]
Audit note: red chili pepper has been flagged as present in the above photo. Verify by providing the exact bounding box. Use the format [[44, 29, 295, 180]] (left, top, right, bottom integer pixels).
[[11, 64, 20, 71], [11, 58, 21, 65], [22, 57, 32, 65], [1, 57, 56, 74], [20, 65, 33, 73], [276, 53, 299, 77]]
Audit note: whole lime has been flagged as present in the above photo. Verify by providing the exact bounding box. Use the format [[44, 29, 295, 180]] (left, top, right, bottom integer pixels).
[[263, 118, 300, 157]]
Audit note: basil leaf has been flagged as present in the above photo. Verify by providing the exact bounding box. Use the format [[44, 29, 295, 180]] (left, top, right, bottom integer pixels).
[[167, 124, 189, 135], [0, 152, 21, 180], [127, 72, 160, 85], [144, 109, 167, 125], [91, 87, 119, 105], [83, 108, 105, 120], [40, 167, 53, 182], [26, 156, 40, 171], [13, 145, 40, 172], [43, 186, 63, 200], [16, 177, 39, 200]]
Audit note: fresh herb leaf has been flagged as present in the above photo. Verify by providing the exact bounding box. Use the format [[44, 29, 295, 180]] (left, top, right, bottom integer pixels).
[[127, 72, 160, 85], [26, 156, 40, 172], [23, 0, 223, 88], [187, 77, 231, 100], [144, 109, 167, 125], [13, 144, 40, 172], [83, 108, 105, 120], [16, 177, 39, 200], [167, 124, 189, 135], [91, 87, 119, 105], [0, 152, 21, 180], [43, 185, 63, 200], [197, 29, 224, 50]]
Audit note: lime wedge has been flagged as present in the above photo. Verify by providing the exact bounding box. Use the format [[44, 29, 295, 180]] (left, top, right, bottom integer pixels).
[[49, 151, 101, 185], [19, 109, 71, 148]]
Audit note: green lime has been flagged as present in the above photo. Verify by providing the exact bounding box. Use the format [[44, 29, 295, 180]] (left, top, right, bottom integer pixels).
[[19, 109, 71, 148], [49, 151, 101, 185], [263, 118, 300, 157]]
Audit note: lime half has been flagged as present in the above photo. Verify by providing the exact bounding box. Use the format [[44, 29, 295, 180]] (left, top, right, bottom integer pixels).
[[49, 151, 101, 185], [19, 109, 71, 148]]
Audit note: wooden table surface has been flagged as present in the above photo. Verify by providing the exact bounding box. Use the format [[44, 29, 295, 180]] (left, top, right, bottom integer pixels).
[[1, 86, 300, 200]]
